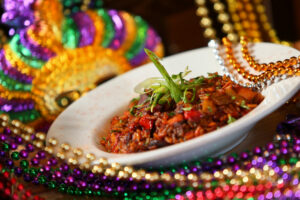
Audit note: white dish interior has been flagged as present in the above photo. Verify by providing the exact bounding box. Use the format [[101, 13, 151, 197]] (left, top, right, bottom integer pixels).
[[47, 43, 300, 167]]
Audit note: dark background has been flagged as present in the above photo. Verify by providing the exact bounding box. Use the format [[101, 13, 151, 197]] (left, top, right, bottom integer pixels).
[[103, 0, 300, 55], [1, 0, 300, 56]]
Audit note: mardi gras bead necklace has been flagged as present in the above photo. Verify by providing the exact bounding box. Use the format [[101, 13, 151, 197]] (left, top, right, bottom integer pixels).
[[3, 114, 300, 190], [235, 0, 260, 41], [195, 0, 291, 45], [213, 1, 238, 42], [1, 0, 299, 199], [0, 169, 44, 200], [210, 0, 238, 42], [226, 0, 245, 38], [241, 37, 299, 78], [195, 0, 217, 39], [0, 114, 299, 199], [209, 37, 300, 90], [195, 0, 238, 41]]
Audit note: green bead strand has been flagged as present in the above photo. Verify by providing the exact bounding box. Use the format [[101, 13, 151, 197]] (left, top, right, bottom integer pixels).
[[48, 181, 57, 189], [62, 17, 80, 48], [9, 34, 45, 69], [20, 160, 29, 169], [2, 143, 9, 152], [0, 69, 32, 91], [0, 109, 41, 123], [38, 175, 47, 184], [125, 16, 148, 60], [97, 9, 115, 48], [11, 152, 20, 160]]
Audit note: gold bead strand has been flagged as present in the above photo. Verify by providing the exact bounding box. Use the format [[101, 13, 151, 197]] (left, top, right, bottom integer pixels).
[[253, 0, 280, 44], [242, 0, 262, 42], [234, 0, 261, 42], [1, 114, 300, 187], [219, 37, 300, 88], [226, 0, 246, 38], [195, 0, 217, 39], [210, 0, 238, 42], [221, 38, 267, 87], [240, 36, 299, 71]]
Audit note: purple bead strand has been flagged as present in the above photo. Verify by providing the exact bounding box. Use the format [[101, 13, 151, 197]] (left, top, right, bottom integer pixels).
[[0, 49, 33, 84], [0, 98, 35, 112], [129, 28, 160, 66], [19, 29, 56, 61], [72, 12, 96, 47], [108, 10, 126, 50]]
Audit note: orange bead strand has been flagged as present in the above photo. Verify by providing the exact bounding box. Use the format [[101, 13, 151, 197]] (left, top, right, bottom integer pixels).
[[211, 37, 300, 89]]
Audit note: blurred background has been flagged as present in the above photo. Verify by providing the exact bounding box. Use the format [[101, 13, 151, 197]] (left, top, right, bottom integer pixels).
[[101, 0, 300, 55], [0, 1, 299, 199], [1, 0, 300, 55], [104, 0, 300, 55]]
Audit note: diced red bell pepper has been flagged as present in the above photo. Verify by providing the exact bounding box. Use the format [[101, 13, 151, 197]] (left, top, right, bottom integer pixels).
[[139, 115, 154, 130], [167, 114, 184, 125], [184, 110, 203, 122]]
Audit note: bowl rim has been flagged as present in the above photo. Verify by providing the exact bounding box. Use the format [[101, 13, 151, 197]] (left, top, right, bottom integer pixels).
[[47, 42, 300, 166]]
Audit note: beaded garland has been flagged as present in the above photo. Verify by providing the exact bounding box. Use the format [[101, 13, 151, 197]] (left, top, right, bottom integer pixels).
[[0, 1, 299, 200], [195, 0, 238, 42], [0, 170, 44, 200], [195, 0, 292, 46], [0, 113, 299, 199], [0, 0, 164, 129], [209, 37, 300, 90]]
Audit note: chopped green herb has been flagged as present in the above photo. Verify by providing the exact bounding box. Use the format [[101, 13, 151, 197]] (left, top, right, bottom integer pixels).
[[111, 130, 121, 133], [130, 97, 140, 102], [182, 107, 192, 111], [129, 107, 135, 115], [194, 76, 205, 84], [183, 88, 196, 103], [227, 115, 236, 124], [158, 94, 171, 105], [135, 104, 144, 109], [240, 100, 250, 109], [129, 101, 148, 115], [150, 92, 163, 112], [141, 49, 218, 112], [171, 67, 191, 85], [102, 137, 106, 141], [207, 73, 220, 79], [231, 96, 236, 100], [205, 93, 210, 96], [145, 49, 183, 103]]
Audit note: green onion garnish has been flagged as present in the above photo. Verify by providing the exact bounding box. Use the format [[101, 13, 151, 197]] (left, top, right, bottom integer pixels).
[[144, 49, 183, 103], [227, 115, 236, 124]]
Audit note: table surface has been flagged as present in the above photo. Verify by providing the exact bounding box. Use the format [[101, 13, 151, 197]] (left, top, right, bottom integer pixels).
[[21, 103, 300, 199]]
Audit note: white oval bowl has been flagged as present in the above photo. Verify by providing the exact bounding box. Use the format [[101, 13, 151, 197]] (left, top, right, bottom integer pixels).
[[47, 43, 300, 167]]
